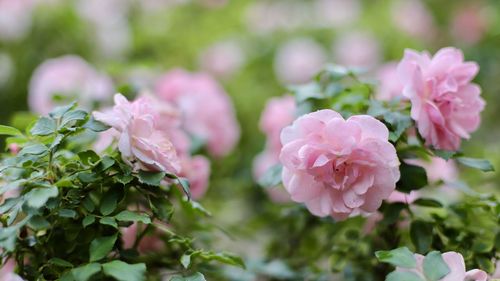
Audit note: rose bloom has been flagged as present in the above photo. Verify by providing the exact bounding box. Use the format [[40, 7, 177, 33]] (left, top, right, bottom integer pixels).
[[0, 0, 34, 42], [155, 69, 240, 157], [333, 32, 381, 68], [451, 4, 489, 46], [274, 38, 327, 85], [313, 0, 361, 28], [397, 252, 487, 281], [29, 55, 114, 115], [391, 0, 436, 41], [398, 47, 485, 150], [94, 94, 180, 173], [122, 222, 164, 254], [179, 155, 211, 200], [0, 258, 23, 281], [279, 110, 400, 220], [199, 40, 246, 80], [375, 62, 405, 101]]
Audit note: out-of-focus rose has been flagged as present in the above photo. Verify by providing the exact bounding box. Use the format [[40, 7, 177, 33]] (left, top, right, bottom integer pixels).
[[8, 143, 20, 155], [391, 0, 436, 41], [179, 156, 210, 200], [375, 62, 405, 101], [155, 69, 240, 157], [259, 95, 296, 152], [386, 191, 418, 204], [122, 222, 164, 254], [0, 0, 34, 42], [397, 252, 487, 281], [451, 5, 489, 46], [245, 1, 308, 34], [29, 55, 114, 115], [397, 47, 485, 150], [0, 259, 23, 281], [280, 110, 400, 220], [199, 40, 246, 80], [313, 0, 361, 28], [274, 38, 327, 85], [333, 32, 380, 68], [94, 94, 180, 173]]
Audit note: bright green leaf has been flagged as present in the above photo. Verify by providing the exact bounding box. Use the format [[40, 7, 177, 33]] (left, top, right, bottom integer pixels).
[[25, 185, 58, 208], [100, 217, 118, 229], [30, 117, 56, 136], [102, 260, 146, 281], [386, 271, 424, 281], [89, 234, 117, 262], [0, 125, 23, 136], [423, 251, 450, 281], [375, 247, 417, 268], [71, 263, 101, 281], [137, 171, 166, 186], [83, 215, 95, 228], [114, 210, 151, 224]]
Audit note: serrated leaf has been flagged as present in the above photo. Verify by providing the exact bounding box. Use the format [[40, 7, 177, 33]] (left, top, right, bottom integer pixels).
[[71, 263, 101, 281], [25, 185, 58, 208], [102, 260, 146, 281], [0, 125, 23, 136], [375, 247, 416, 268], [456, 157, 494, 172], [423, 252, 450, 281], [89, 234, 117, 262], [100, 217, 118, 228], [386, 271, 424, 281], [114, 211, 151, 224], [137, 171, 166, 186], [30, 117, 56, 136]]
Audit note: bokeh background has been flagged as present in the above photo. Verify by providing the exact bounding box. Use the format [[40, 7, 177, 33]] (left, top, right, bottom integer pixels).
[[1, 0, 499, 278]]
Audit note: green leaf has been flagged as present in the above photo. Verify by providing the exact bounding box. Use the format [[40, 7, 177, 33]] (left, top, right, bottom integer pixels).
[[71, 263, 101, 281], [78, 150, 100, 166], [456, 157, 494, 172], [50, 102, 76, 119], [181, 253, 192, 269], [413, 198, 443, 208], [423, 251, 450, 281], [170, 272, 206, 281], [100, 189, 121, 216], [28, 215, 50, 230], [49, 258, 73, 268], [114, 211, 151, 224], [0, 125, 23, 136], [150, 197, 174, 221], [383, 111, 412, 142], [95, 156, 115, 172], [205, 252, 246, 269], [25, 185, 59, 208], [375, 247, 417, 268], [59, 209, 78, 219], [83, 117, 110, 132], [82, 215, 96, 228], [30, 117, 56, 136], [258, 164, 283, 188], [89, 234, 117, 262], [19, 144, 48, 156], [386, 271, 424, 281], [432, 149, 456, 160], [100, 217, 118, 228], [102, 260, 146, 281], [397, 163, 428, 192], [60, 110, 88, 128], [410, 221, 433, 253], [137, 171, 166, 186], [476, 256, 495, 273]]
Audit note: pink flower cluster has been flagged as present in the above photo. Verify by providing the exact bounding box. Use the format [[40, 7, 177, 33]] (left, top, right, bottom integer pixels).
[[397, 252, 487, 281], [398, 47, 485, 150], [279, 110, 400, 220], [253, 95, 296, 202]]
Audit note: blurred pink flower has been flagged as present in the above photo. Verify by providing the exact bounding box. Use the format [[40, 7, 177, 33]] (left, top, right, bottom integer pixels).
[[375, 62, 405, 101], [280, 110, 400, 220], [391, 0, 436, 41], [8, 143, 20, 155], [29, 55, 114, 115], [155, 69, 240, 157], [397, 252, 487, 281], [313, 0, 361, 28], [386, 191, 418, 204], [179, 155, 211, 200], [199, 40, 246, 80], [397, 47, 485, 150], [122, 222, 164, 254], [259, 95, 296, 152], [253, 150, 291, 203], [0, 0, 34, 41], [451, 5, 489, 45], [0, 259, 23, 281], [94, 94, 180, 173], [274, 38, 327, 85], [333, 32, 381, 68], [245, 1, 308, 34]]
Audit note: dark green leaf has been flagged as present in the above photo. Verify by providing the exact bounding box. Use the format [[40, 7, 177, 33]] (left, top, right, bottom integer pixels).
[[476, 256, 495, 273], [83, 215, 96, 228], [410, 221, 433, 253], [30, 117, 56, 136], [205, 252, 245, 269], [114, 211, 151, 224], [150, 197, 174, 221], [49, 258, 73, 268], [25, 185, 58, 208], [397, 163, 428, 192], [386, 271, 424, 281], [432, 150, 456, 160], [456, 157, 494, 172], [28, 215, 50, 230], [423, 251, 450, 281], [78, 150, 100, 166], [375, 247, 417, 268], [413, 198, 443, 208], [95, 156, 115, 172], [137, 171, 166, 186], [71, 263, 101, 281], [102, 260, 146, 281], [0, 125, 23, 136], [100, 217, 118, 228], [177, 177, 191, 199], [100, 189, 121, 216], [59, 209, 78, 219], [89, 234, 117, 262]]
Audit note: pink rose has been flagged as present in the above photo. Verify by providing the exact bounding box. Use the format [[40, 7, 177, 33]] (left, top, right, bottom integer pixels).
[[0, 0, 34, 42], [29, 55, 114, 115], [179, 155, 211, 200], [397, 252, 487, 281], [199, 40, 246, 80], [333, 32, 381, 68], [391, 0, 436, 41], [0, 259, 23, 281], [121, 222, 164, 254], [398, 47, 485, 150], [274, 38, 327, 85], [451, 5, 489, 46], [375, 62, 405, 101], [155, 69, 240, 157], [259, 95, 296, 152], [279, 110, 400, 220], [313, 0, 361, 28], [93, 94, 180, 173]]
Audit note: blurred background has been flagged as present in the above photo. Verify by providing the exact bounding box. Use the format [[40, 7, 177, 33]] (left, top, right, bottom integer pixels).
[[1, 0, 499, 278]]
